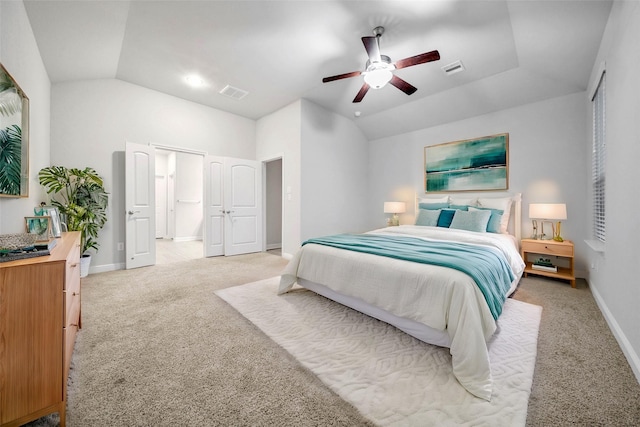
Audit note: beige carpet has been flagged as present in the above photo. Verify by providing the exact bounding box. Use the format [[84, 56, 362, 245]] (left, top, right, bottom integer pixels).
[[23, 253, 640, 427], [216, 277, 542, 426]]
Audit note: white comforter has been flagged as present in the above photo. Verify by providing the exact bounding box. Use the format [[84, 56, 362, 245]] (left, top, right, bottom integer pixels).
[[278, 225, 525, 401]]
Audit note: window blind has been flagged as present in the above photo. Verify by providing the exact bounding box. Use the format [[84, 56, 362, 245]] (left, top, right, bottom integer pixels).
[[592, 72, 606, 242]]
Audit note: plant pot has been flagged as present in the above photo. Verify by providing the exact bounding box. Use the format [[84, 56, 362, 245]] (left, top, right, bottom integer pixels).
[[80, 254, 91, 278]]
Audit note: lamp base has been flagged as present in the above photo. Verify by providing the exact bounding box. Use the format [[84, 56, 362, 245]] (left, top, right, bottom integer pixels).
[[552, 221, 564, 242]]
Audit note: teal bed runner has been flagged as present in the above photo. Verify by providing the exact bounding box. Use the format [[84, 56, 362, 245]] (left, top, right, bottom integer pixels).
[[303, 234, 515, 320]]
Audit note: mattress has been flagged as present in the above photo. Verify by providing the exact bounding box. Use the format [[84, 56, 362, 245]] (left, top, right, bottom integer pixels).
[[279, 225, 525, 400]]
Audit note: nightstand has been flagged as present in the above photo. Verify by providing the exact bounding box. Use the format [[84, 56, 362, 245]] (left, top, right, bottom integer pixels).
[[521, 238, 575, 287]]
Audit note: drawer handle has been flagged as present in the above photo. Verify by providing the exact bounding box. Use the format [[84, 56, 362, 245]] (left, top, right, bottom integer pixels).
[[70, 263, 79, 268], [70, 323, 79, 327], [73, 292, 79, 296]]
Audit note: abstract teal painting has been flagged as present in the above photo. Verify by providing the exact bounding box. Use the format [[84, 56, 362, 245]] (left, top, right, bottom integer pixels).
[[424, 133, 508, 192]]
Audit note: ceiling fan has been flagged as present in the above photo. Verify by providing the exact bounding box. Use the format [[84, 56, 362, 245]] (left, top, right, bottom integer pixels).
[[322, 26, 440, 103]]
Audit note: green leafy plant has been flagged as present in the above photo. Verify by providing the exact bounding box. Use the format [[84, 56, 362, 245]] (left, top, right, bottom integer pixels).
[[0, 125, 22, 195], [38, 166, 109, 254]]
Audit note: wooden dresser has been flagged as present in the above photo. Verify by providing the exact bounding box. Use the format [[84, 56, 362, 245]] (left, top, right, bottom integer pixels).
[[0, 231, 81, 427]]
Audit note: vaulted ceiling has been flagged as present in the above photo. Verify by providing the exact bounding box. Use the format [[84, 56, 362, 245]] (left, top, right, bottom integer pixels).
[[24, 0, 612, 140]]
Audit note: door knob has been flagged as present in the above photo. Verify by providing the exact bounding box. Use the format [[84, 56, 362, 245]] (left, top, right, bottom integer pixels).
[[128, 210, 140, 215]]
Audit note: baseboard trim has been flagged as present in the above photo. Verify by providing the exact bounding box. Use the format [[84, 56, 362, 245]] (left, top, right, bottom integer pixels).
[[172, 237, 202, 243], [589, 280, 640, 385], [89, 262, 125, 275], [266, 243, 282, 250]]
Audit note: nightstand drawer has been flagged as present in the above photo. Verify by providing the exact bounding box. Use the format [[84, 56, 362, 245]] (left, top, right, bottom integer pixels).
[[522, 240, 573, 257]]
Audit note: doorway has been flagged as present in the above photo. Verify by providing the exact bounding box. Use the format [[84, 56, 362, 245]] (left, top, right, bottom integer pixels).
[[155, 148, 204, 264], [264, 157, 283, 256]]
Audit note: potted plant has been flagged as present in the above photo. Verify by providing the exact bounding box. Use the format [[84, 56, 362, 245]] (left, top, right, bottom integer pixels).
[[38, 166, 109, 277]]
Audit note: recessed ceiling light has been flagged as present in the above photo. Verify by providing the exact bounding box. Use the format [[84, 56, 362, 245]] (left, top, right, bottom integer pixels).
[[185, 74, 206, 88]]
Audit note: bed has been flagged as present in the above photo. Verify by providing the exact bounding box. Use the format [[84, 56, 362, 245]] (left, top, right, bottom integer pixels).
[[278, 193, 525, 401]]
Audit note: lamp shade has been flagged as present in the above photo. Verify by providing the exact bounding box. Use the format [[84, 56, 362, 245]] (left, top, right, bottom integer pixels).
[[383, 201, 406, 214], [529, 203, 567, 220]]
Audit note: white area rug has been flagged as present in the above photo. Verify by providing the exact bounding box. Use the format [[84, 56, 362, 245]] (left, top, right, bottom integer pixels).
[[215, 277, 542, 426]]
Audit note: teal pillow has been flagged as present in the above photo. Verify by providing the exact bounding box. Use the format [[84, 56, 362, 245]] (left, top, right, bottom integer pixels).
[[469, 207, 504, 233], [415, 209, 441, 226], [449, 209, 492, 233], [418, 202, 449, 210], [437, 209, 456, 227]]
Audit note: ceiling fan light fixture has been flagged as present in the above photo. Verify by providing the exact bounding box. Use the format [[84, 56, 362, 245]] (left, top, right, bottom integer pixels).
[[364, 68, 393, 89]]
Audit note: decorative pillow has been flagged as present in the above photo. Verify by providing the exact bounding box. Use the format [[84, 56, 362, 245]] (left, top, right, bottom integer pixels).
[[436, 209, 457, 228], [415, 209, 441, 227], [449, 197, 477, 207], [449, 209, 492, 233], [418, 202, 449, 210], [477, 197, 512, 233], [469, 206, 503, 233]]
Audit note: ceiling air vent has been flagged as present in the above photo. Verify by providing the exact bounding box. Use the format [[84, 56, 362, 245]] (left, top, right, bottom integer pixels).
[[441, 60, 465, 75], [219, 85, 248, 100]]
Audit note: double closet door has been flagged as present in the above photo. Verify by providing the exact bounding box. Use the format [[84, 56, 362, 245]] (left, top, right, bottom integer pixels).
[[125, 142, 262, 269], [204, 156, 262, 257]]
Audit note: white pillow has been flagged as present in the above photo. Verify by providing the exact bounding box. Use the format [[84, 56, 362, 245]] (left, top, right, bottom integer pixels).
[[418, 195, 449, 204], [449, 196, 478, 207], [477, 197, 512, 233]]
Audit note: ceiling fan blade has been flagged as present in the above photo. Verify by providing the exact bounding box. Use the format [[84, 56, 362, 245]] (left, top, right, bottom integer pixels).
[[394, 50, 440, 69], [353, 83, 370, 103], [389, 75, 418, 96], [322, 71, 362, 83], [362, 36, 381, 63]]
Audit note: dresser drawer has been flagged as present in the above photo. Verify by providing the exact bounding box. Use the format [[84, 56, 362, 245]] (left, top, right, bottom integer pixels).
[[64, 242, 81, 290], [522, 240, 573, 257], [64, 283, 81, 327]]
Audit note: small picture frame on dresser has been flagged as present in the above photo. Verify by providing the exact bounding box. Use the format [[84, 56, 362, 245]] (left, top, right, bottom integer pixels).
[[25, 216, 52, 242], [35, 205, 62, 237]]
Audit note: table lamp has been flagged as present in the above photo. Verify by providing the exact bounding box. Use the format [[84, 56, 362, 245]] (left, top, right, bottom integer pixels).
[[529, 203, 567, 241], [384, 201, 406, 226]]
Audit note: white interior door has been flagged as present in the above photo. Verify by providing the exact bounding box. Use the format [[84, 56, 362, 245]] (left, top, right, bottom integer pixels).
[[204, 156, 225, 257], [224, 157, 262, 256], [203, 156, 262, 257], [125, 141, 156, 269]]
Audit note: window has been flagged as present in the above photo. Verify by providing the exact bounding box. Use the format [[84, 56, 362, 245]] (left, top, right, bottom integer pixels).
[[592, 71, 606, 243]]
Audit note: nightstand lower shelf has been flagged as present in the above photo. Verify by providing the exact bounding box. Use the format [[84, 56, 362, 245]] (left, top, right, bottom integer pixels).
[[523, 264, 576, 287]]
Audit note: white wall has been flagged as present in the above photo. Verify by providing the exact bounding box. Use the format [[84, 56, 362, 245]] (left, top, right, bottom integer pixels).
[[256, 100, 302, 259], [300, 99, 370, 240], [256, 99, 370, 256], [368, 92, 589, 274], [51, 79, 256, 271], [585, 0, 640, 382], [0, 1, 50, 233]]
